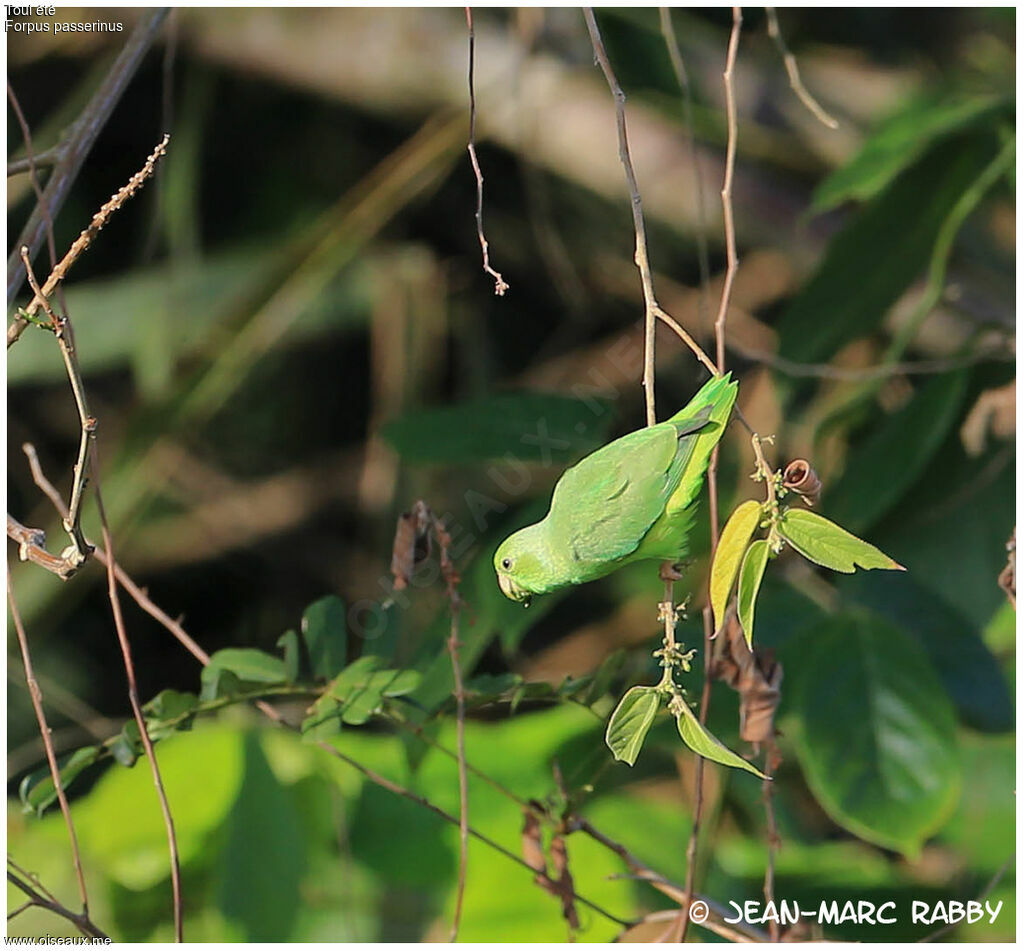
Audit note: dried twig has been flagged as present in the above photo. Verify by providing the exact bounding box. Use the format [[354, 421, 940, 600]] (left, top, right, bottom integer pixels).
[[7, 145, 60, 177], [583, 8, 717, 429], [762, 751, 781, 942], [7, 8, 170, 308], [20, 248, 96, 566], [7, 82, 62, 310], [920, 853, 1014, 943], [658, 9, 713, 330], [465, 7, 509, 296], [7, 513, 80, 579], [8, 134, 170, 348], [571, 818, 770, 943], [712, 7, 743, 373], [7, 575, 91, 917], [91, 461, 184, 942], [390, 502, 470, 939], [765, 7, 839, 130], [680, 10, 743, 941], [7, 862, 108, 941]]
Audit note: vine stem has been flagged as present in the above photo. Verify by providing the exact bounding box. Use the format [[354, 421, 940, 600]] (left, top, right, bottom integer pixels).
[[680, 7, 742, 942], [92, 463, 184, 942], [7, 573, 90, 917]]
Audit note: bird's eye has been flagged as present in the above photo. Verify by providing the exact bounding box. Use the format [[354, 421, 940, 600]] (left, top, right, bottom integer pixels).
[[501, 558, 512, 570]]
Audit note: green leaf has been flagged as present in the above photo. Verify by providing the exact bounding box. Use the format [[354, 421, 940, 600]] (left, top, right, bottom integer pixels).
[[206, 648, 288, 683], [301, 595, 349, 680], [582, 649, 627, 708], [110, 720, 142, 767], [304, 657, 422, 733], [605, 686, 662, 766], [464, 672, 524, 702], [675, 701, 765, 778], [144, 688, 199, 721], [144, 689, 200, 740], [710, 499, 763, 632], [779, 509, 903, 573], [200, 667, 243, 702], [842, 572, 1013, 733], [379, 391, 614, 464], [811, 95, 1007, 212], [778, 134, 1001, 370], [736, 539, 770, 647], [218, 733, 306, 940], [277, 630, 301, 683], [789, 612, 961, 856], [19, 746, 102, 817], [823, 370, 970, 534]]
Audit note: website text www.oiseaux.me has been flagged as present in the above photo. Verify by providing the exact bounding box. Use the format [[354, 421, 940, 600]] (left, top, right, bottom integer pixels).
[[4, 938, 111, 946]]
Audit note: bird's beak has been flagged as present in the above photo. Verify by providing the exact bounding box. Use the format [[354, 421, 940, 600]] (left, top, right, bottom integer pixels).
[[497, 572, 531, 605]]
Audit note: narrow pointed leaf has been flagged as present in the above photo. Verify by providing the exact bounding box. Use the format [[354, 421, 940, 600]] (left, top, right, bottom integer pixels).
[[20, 746, 102, 816], [605, 686, 661, 766], [675, 702, 765, 778], [710, 500, 763, 632], [737, 539, 771, 647], [779, 509, 904, 573]]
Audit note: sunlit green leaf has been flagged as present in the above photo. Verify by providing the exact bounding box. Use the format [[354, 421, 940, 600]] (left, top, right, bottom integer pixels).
[[675, 701, 765, 778], [737, 539, 770, 647], [605, 686, 661, 766], [710, 499, 763, 632], [779, 509, 903, 573]]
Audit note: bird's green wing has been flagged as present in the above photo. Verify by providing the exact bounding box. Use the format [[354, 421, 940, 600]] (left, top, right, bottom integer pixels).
[[547, 407, 715, 565]]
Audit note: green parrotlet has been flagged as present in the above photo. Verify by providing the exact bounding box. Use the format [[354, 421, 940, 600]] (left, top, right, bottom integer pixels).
[[495, 373, 738, 603]]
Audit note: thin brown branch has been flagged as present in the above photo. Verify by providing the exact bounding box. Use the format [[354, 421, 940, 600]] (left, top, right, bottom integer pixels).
[[584, 9, 719, 419], [713, 7, 743, 373], [681, 11, 743, 942], [316, 739, 631, 927], [20, 249, 95, 566], [762, 749, 781, 941], [920, 853, 1014, 942], [7, 8, 170, 308], [90, 460, 184, 942], [7, 513, 80, 579], [7, 145, 60, 177], [465, 7, 509, 296], [658, 9, 713, 331], [7, 82, 61, 304], [434, 514, 470, 941], [7, 864, 108, 941], [7, 575, 91, 916], [572, 818, 770, 943], [765, 7, 839, 130], [583, 7, 657, 426], [8, 133, 170, 348]]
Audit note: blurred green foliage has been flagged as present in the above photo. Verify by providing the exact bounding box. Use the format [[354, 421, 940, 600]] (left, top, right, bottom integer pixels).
[[7, 7, 1014, 943]]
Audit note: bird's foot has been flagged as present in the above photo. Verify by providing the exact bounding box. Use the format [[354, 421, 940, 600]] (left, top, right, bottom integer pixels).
[[659, 560, 684, 582]]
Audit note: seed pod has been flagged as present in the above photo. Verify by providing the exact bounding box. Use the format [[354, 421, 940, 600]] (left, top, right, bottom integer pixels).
[[782, 459, 821, 505]]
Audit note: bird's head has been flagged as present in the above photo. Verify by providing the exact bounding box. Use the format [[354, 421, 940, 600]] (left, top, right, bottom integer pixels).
[[494, 525, 550, 606]]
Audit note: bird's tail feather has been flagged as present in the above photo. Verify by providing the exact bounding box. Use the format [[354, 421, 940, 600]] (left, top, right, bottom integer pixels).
[[665, 372, 738, 516]]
